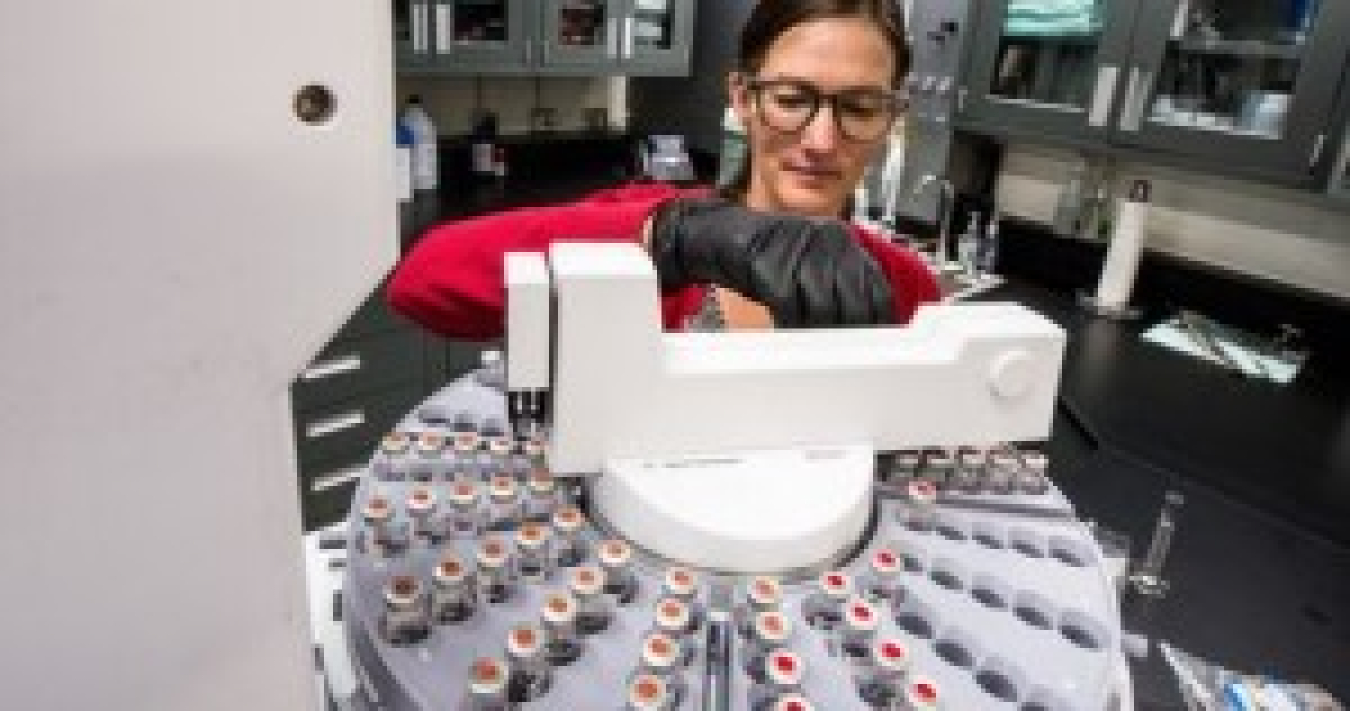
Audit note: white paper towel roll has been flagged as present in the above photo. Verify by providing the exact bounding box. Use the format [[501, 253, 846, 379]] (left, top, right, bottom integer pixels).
[[1095, 180, 1150, 310]]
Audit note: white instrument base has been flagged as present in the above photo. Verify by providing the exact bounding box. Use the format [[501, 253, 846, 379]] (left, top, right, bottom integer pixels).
[[593, 444, 876, 574]]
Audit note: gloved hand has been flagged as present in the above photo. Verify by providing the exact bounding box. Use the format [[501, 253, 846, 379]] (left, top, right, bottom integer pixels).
[[647, 198, 894, 327]]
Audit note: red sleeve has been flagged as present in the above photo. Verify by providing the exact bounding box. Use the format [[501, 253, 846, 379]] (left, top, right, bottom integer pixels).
[[388, 184, 706, 340], [850, 225, 941, 324]]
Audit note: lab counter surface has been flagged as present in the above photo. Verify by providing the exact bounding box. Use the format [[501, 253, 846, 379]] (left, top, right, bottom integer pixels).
[[394, 178, 1350, 706]]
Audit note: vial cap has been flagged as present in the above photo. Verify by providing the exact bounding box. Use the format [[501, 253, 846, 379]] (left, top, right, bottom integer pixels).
[[767, 650, 802, 685], [873, 638, 909, 670], [908, 679, 939, 706], [664, 567, 697, 596], [629, 674, 668, 707], [755, 611, 791, 642], [600, 539, 631, 566], [748, 577, 780, 606], [470, 657, 506, 692], [872, 548, 899, 573], [571, 566, 605, 595], [820, 571, 853, 598]]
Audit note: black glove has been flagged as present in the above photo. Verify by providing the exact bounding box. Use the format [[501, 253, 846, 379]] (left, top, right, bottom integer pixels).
[[648, 198, 894, 327]]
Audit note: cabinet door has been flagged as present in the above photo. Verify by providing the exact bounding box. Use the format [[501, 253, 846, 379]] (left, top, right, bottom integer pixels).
[[619, 0, 695, 76], [538, 0, 621, 71], [1113, 0, 1350, 180], [426, 0, 531, 72], [393, 0, 435, 69], [961, 0, 1144, 139]]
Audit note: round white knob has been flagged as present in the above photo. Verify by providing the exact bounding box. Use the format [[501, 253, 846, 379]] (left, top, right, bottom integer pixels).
[[988, 350, 1034, 400]]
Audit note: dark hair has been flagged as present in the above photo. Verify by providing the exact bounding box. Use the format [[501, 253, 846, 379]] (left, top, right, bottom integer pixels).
[[722, 0, 911, 206]]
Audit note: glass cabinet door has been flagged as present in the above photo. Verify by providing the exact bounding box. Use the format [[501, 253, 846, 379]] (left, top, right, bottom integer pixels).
[[428, 0, 530, 69], [620, 0, 694, 72], [539, 0, 619, 67], [961, 0, 1144, 137], [1116, 0, 1350, 178]]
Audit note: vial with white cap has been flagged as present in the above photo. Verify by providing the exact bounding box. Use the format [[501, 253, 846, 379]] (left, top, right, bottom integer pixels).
[[504, 622, 552, 702], [464, 656, 510, 710], [634, 632, 686, 707], [951, 447, 988, 492], [540, 591, 583, 666], [900, 677, 940, 711], [430, 554, 476, 623], [515, 521, 554, 581], [523, 467, 558, 523], [447, 480, 483, 537], [743, 610, 793, 683], [802, 571, 853, 631], [380, 574, 430, 645], [921, 449, 955, 488], [985, 450, 1020, 494], [838, 596, 880, 665], [551, 505, 589, 567], [486, 475, 522, 531], [904, 480, 939, 531], [663, 566, 703, 632], [626, 673, 673, 711], [598, 539, 639, 603], [859, 547, 901, 604], [737, 576, 782, 639], [857, 637, 910, 709], [749, 650, 804, 711], [651, 597, 696, 666], [362, 493, 409, 555], [570, 565, 612, 634], [888, 449, 922, 487], [476, 534, 515, 604], [1016, 450, 1050, 495]]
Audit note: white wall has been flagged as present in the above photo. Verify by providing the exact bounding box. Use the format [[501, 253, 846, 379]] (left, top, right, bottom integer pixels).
[[996, 144, 1350, 300], [397, 76, 623, 135]]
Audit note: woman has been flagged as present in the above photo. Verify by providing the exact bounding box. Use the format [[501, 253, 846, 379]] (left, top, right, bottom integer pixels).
[[390, 0, 938, 339]]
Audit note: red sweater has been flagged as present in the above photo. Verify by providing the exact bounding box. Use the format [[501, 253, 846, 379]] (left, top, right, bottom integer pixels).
[[389, 183, 940, 340]]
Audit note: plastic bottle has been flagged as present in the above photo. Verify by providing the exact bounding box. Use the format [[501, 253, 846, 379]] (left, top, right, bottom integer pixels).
[[394, 120, 414, 203], [402, 95, 438, 191], [1093, 179, 1151, 312]]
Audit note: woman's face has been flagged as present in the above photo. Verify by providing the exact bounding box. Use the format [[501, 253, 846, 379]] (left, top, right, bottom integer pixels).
[[731, 16, 897, 218]]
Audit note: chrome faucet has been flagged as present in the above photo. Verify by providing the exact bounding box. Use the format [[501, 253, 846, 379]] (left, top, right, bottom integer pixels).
[[914, 173, 958, 273]]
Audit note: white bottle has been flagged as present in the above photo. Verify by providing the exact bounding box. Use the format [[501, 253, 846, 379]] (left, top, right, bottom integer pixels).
[[1094, 180, 1151, 312], [402, 95, 439, 191], [394, 121, 414, 203]]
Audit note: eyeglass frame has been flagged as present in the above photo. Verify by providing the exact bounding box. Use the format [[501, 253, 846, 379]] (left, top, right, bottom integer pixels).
[[739, 75, 909, 142]]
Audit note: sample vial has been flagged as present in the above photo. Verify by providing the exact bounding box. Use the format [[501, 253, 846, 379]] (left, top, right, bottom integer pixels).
[[541, 591, 583, 666], [380, 431, 411, 457], [900, 677, 940, 711], [904, 480, 939, 531], [570, 565, 612, 634], [431, 554, 476, 623], [652, 597, 695, 666], [634, 632, 685, 707], [662, 566, 703, 632], [838, 597, 880, 665], [859, 547, 901, 604], [505, 623, 552, 702], [486, 475, 522, 531], [749, 650, 804, 711], [523, 468, 558, 523], [450, 417, 480, 454], [464, 656, 510, 710], [986, 451, 1020, 494], [737, 576, 782, 639], [552, 506, 589, 567], [406, 486, 445, 541], [921, 449, 955, 488], [744, 610, 793, 683], [515, 522, 554, 581], [476, 535, 515, 604], [448, 480, 483, 537], [857, 638, 909, 709], [802, 571, 853, 631], [952, 447, 988, 492], [1017, 451, 1050, 495], [889, 450, 922, 486], [362, 493, 408, 554], [771, 694, 815, 711], [626, 673, 672, 711], [380, 574, 429, 645], [599, 539, 639, 603]]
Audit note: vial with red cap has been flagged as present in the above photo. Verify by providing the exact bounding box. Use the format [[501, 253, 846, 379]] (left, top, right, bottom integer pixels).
[[476, 534, 516, 604], [625, 673, 673, 711], [406, 486, 446, 541], [598, 539, 639, 604], [859, 546, 902, 604], [838, 596, 880, 664], [771, 694, 815, 711], [430, 554, 476, 623], [504, 622, 551, 702], [743, 610, 793, 683], [857, 637, 910, 709], [464, 656, 510, 710], [749, 650, 804, 711], [486, 475, 522, 531], [361, 492, 409, 555], [448, 480, 484, 537], [551, 506, 589, 567], [633, 632, 686, 707], [515, 522, 554, 581], [651, 597, 696, 666], [523, 468, 558, 523], [802, 571, 853, 631], [736, 576, 782, 639], [380, 574, 430, 645], [901, 677, 940, 710], [662, 566, 704, 632], [570, 565, 612, 634], [904, 479, 939, 531], [540, 591, 583, 666]]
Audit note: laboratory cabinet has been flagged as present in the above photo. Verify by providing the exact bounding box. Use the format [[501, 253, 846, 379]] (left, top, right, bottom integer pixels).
[[392, 0, 695, 76], [959, 0, 1350, 185]]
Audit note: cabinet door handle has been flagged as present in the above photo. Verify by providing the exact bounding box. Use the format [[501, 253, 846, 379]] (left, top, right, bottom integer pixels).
[[305, 411, 366, 439], [1118, 67, 1152, 132], [433, 3, 451, 55], [1088, 65, 1119, 128], [607, 15, 618, 59], [411, 3, 428, 54], [311, 464, 365, 493], [623, 16, 635, 59], [301, 353, 363, 382]]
